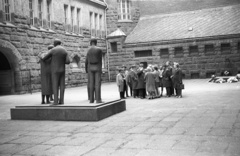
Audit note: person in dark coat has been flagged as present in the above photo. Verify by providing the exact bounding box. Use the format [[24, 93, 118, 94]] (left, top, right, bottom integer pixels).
[[123, 66, 129, 97], [162, 64, 172, 97], [153, 66, 160, 97], [116, 68, 125, 99], [43, 39, 70, 105], [136, 64, 146, 99], [172, 63, 183, 98], [128, 65, 138, 98], [85, 38, 103, 103], [38, 45, 54, 104]]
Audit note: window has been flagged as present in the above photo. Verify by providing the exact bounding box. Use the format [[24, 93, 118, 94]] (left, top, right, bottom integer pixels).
[[118, 0, 131, 20], [72, 56, 80, 69], [160, 48, 169, 58], [47, 0, 51, 28], [29, 0, 34, 25], [90, 12, 93, 36], [205, 44, 214, 55], [64, 5, 68, 31], [238, 42, 240, 53], [95, 13, 98, 37], [64, 5, 68, 26], [174, 47, 183, 57], [99, 14, 102, 38], [77, 8, 81, 34], [4, 0, 11, 21], [134, 50, 152, 57], [221, 43, 231, 54], [71, 6, 74, 32], [110, 42, 117, 53], [38, 0, 43, 27], [189, 45, 198, 55]]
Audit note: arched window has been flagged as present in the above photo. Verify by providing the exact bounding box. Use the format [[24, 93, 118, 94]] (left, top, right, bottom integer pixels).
[[118, 0, 131, 21], [72, 55, 80, 68]]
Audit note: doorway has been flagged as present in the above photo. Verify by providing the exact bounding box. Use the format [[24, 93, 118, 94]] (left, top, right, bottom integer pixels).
[[0, 52, 12, 95]]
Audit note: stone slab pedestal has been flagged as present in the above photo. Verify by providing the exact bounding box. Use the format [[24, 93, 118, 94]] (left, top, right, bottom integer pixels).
[[11, 99, 126, 121]]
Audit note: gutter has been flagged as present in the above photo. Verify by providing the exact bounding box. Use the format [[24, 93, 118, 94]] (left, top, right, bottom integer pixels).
[[103, 0, 110, 82]]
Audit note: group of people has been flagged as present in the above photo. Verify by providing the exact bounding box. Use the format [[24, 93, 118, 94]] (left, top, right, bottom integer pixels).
[[116, 61, 184, 100]]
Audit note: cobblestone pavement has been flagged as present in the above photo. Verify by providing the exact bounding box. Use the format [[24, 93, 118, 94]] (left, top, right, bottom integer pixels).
[[0, 79, 240, 156]]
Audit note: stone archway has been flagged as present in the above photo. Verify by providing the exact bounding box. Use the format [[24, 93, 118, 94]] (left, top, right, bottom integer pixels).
[[0, 39, 23, 94]]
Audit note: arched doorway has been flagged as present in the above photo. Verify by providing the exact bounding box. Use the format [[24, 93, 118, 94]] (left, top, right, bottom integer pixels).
[[0, 52, 12, 95], [0, 39, 23, 95]]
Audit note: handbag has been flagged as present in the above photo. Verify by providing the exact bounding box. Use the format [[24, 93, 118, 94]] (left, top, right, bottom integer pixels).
[[180, 84, 184, 89]]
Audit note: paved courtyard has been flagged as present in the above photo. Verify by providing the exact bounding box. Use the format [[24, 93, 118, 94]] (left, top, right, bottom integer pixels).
[[0, 79, 240, 156]]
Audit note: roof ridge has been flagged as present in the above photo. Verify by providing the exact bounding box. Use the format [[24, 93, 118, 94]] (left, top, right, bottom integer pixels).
[[140, 4, 240, 20]]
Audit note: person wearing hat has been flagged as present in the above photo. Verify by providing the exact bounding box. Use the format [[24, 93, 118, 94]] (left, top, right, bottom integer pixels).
[[43, 39, 70, 105], [172, 62, 183, 98], [122, 65, 129, 97], [127, 65, 138, 97], [136, 63, 146, 99], [85, 38, 103, 103], [116, 68, 125, 99], [38, 45, 54, 104], [162, 63, 172, 97]]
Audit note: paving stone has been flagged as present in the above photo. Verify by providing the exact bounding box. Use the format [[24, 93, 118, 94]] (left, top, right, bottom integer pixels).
[[208, 128, 231, 136], [186, 127, 211, 136], [83, 147, 116, 156], [17, 145, 52, 155], [135, 149, 166, 156], [0, 143, 33, 155]]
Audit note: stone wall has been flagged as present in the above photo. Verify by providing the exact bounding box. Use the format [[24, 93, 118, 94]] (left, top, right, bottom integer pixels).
[[121, 37, 240, 79], [0, 13, 108, 94]]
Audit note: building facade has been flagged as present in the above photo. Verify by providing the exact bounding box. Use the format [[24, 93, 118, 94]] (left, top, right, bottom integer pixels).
[[106, 1, 240, 80], [0, 0, 107, 94]]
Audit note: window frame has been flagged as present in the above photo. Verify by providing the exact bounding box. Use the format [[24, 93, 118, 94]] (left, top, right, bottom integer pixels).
[[204, 44, 214, 55], [29, 0, 34, 25], [189, 45, 199, 55], [38, 0, 43, 27], [160, 48, 169, 58], [46, 0, 52, 29], [118, 0, 131, 21], [134, 50, 152, 58], [3, 0, 11, 22], [110, 42, 117, 53], [174, 47, 183, 57], [70, 6, 74, 33], [221, 43, 231, 54]]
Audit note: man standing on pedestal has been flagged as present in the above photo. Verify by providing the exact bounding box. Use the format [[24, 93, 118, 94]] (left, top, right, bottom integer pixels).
[[43, 39, 70, 105], [85, 38, 103, 103]]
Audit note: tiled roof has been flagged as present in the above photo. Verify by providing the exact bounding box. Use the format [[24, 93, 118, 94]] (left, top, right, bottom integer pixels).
[[125, 5, 240, 44]]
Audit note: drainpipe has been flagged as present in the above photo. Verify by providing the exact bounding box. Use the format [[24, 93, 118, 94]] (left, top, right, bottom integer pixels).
[[103, 0, 110, 82]]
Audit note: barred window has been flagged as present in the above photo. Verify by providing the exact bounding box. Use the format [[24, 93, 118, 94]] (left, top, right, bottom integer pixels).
[[99, 14, 103, 38], [89, 12, 93, 36], [189, 45, 198, 55], [221, 43, 231, 54], [134, 50, 152, 57], [205, 44, 214, 55], [174, 47, 183, 57], [118, 0, 131, 20], [95, 13, 98, 37], [238, 42, 240, 53], [160, 48, 169, 58]]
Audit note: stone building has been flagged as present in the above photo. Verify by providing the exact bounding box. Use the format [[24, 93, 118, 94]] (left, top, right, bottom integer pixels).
[[106, 1, 240, 79], [0, 0, 107, 94]]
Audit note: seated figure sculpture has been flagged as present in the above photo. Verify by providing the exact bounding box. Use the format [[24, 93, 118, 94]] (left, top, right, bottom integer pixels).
[[43, 39, 70, 105], [85, 38, 103, 103]]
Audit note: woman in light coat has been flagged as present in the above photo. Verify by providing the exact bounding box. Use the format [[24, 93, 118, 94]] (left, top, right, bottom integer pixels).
[[116, 69, 125, 99]]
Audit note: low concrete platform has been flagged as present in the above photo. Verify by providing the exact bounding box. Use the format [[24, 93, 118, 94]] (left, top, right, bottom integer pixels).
[[10, 99, 126, 121]]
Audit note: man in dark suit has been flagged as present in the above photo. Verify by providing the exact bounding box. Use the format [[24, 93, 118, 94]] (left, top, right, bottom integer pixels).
[[43, 39, 70, 105], [85, 39, 103, 103]]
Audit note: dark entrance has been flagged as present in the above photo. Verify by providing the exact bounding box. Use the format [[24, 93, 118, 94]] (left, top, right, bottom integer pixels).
[[0, 52, 12, 95]]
